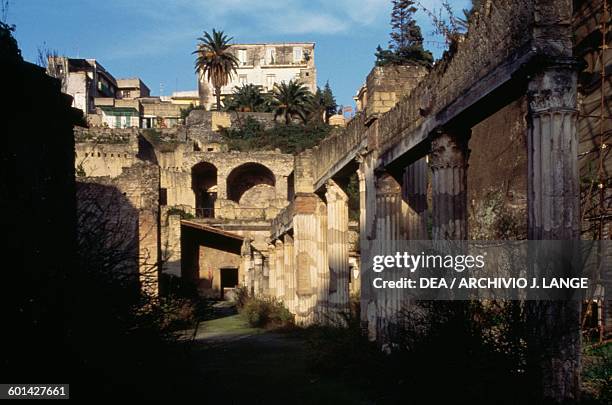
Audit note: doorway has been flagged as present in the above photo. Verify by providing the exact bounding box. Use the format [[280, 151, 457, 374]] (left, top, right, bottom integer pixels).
[[220, 267, 239, 299]]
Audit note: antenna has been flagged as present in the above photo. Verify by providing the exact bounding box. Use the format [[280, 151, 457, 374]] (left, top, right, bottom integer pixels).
[[160, 82, 164, 96]]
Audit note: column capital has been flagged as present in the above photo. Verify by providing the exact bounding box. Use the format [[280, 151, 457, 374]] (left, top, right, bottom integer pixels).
[[355, 148, 369, 164], [430, 128, 470, 170], [325, 179, 348, 202], [527, 59, 581, 114]]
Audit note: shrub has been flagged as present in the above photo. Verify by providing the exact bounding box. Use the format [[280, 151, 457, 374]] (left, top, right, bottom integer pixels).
[[220, 121, 336, 155], [240, 296, 294, 329], [233, 286, 250, 309]]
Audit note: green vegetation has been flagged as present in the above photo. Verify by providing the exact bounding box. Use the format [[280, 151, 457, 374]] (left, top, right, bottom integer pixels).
[[219, 116, 338, 155], [271, 79, 313, 124], [224, 83, 274, 112], [235, 287, 294, 329], [194, 29, 238, 111], [375, 0, 433, 68]]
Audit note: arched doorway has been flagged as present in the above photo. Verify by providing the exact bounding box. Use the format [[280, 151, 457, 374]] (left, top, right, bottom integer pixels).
[[226, 162, 276, 204], [192, 162, 217, 218]]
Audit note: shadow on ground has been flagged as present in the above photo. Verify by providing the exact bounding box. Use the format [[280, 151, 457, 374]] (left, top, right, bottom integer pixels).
[[188, 305, 374, 404]]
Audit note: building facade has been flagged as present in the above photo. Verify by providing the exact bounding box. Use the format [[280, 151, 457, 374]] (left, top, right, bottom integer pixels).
[[198, 42, 317, 110]]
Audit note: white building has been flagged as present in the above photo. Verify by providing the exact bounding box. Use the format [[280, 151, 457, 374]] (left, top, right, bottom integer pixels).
[[198, 42, 317, 110]]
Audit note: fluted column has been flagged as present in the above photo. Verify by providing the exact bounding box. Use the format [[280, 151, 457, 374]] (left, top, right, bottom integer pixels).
[[283, 234, 295, 313], [526, 60, 581, 403], [267, 243, 276, 297], [274, 240, 285, 300], [325, 179, 350, 317], [375, 172, 405, 340], [430, 129, 470, 241], [253, 250, 263, 295], [358, 151, 379, 340], [315, 198, 330, 322], [404, 158, 429, 240], [293, 194, 320, 325]]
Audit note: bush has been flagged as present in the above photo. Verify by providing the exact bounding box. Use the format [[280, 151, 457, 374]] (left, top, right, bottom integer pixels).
[[240, 296, 294, 329], [220, 121, 337, 155], [234, 286, 250, 309]]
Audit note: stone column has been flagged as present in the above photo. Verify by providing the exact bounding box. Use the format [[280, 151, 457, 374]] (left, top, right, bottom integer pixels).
[[430, 128, 470, 241], [276, 175, 288, 201], [325, 179, 350, 318], [283, 234, 295, 313], [241, 238, 253, 294], [274, 240, 285, 300], [374, 172, 405, 341], [217, 171, 228, 200], [526, 60, 581, 403], [358, 151, 379, 340], [267, 243, 277, 297], [315, 198, 330, 322], [293, 193, 320, 325], [404, 158, 429, 240], [253, 250, 263, 295]]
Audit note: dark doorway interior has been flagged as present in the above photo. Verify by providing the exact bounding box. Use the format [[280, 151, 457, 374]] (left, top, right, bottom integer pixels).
[[220, 267, 239, 299]]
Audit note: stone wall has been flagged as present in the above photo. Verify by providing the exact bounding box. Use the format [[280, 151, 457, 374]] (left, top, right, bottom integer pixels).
[[80, 162, 160, 295], [467, 98, 528, 239], [364, 65, 428, 124], [75, 128, 139, 178]]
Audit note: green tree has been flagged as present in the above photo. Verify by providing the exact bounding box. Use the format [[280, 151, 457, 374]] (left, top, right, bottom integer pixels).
[[224, 83, 272, 112], [193, 29, 238, 111], [271, 80, 312, 125], [306, 87, 326, 124], [375, 0, 433, 68], [322, 81, 337, 123]]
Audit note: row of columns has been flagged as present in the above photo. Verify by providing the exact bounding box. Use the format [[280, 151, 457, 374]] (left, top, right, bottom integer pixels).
[[357, 60, 581, 401], [246, 183, 353, 326]]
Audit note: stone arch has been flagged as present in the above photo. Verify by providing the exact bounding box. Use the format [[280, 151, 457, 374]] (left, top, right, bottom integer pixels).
[[226, 162, 276, 204], [192, 161, 218, 217]]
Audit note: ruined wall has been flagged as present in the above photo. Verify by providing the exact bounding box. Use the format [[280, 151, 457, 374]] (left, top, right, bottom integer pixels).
[[467, 98, 528, 239], [78, 162, 160, 295], [364, 65, 428, 124], [75, 128, 139, 178], [186, 110, 276, 130]]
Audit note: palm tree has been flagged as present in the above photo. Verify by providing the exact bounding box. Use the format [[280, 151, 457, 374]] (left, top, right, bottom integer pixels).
[[225, 84, 271, 112], [193, 29, 238, 111], [271, 80, 312, 125]]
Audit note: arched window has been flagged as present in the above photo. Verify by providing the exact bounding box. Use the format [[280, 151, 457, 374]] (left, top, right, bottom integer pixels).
[[226, 163, 276, 204], [192, 162, 218, 218]]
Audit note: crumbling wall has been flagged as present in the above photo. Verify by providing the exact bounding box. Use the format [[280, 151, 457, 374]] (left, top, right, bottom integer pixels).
[[467, 98, 528, 239], [364, 65, 428, 124]]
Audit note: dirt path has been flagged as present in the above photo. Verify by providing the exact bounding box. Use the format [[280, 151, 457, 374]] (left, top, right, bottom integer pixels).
[[189, 311, 373, 404]]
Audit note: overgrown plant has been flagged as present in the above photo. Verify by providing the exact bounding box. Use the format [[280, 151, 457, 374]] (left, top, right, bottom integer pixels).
[[375, 0, 433, 67]]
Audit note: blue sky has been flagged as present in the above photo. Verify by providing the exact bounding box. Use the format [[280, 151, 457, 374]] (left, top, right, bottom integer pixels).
[[9, 0, 470, 108]]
